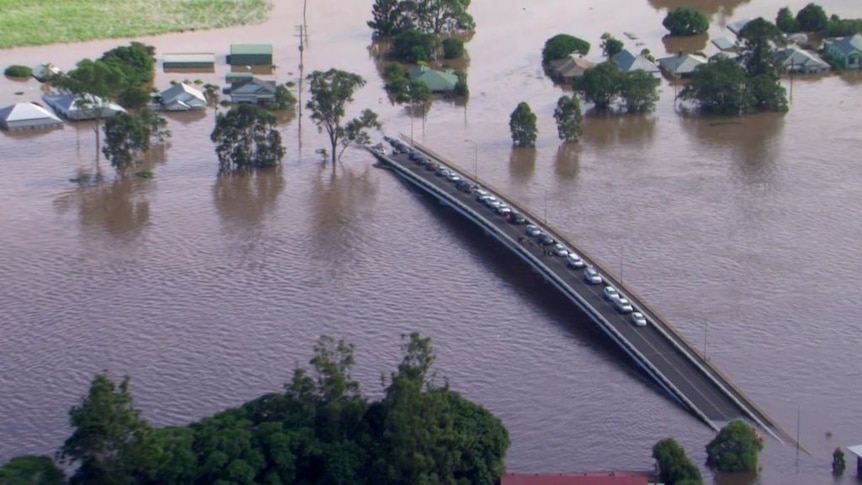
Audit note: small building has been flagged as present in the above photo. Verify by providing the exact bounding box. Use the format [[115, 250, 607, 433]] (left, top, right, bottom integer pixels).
[[847, 444, 862, 476], [229, 77, 277, 104], [501, 472, 655, 485], [711, 37, 737, 52], [162, 53, 215, 71], [0, 102, 63, 130], [42, 94, 125, 121], [408, 65, 459, 93], [824, 34, 862, 69], [229, 43, 273, 66], [774, 47, 831, 74], [610, 49, 660, 75], [156, 83, 207, 111], [549, 55, 595, 83], [226, 72, 254, 83], [728, 18, 752, 36], [657, 52, 706, 78], [31, 63, 61, 82]]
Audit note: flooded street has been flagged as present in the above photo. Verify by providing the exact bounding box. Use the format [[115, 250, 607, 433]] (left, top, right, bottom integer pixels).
[[2, 0, 862, 483]]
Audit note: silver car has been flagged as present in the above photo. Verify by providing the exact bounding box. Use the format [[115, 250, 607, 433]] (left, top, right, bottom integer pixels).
[[583, 267, 602, 284], [631, 312, 647, 327], [614, 297, 633, 314]]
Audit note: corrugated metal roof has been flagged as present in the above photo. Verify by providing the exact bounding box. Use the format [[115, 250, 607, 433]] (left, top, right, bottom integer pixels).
[[230, 43, 273, 55], [0, 102, 60, 123], [163, 53, 215, 64], [847, 444, 862, 458], [611, 50, 659, 74], [501, 472, 651, 485]]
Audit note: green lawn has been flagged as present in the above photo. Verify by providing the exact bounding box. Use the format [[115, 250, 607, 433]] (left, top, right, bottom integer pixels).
[[0, 0, 271, 49]]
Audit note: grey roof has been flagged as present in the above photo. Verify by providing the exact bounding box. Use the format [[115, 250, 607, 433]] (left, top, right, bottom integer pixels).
[[32, 63, 60, 81], [0, 102, 62, 128], [825, 34, 862, 56], [610, 49, 659, 74], [160, 83, 206, 102], [728, 18, 752, 36], [231, 77, 277, 94], [774, 48, 830, 72], [657, 53, 706, 76], [550, 55, 595, 80], [163, 53, 215, 64], [711, 37, 737, 51], [42, 94, 125, 120], [848, 445, 862, 458]]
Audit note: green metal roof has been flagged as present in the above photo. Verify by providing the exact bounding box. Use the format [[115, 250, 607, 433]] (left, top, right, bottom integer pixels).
[[230, 44, 273, 55], [163, 53, 215, 64]]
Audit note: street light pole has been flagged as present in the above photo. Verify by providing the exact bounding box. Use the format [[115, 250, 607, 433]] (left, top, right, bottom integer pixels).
[[704, 322, 708, 361], [474, 144, 478, 183], [543, 188, 548, 224]]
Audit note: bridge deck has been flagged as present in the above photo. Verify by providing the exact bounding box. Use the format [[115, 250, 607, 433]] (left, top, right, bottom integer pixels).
[[369, 138, 793, 444]]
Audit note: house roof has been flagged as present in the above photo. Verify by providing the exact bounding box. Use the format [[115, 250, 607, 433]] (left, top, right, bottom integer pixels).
[[846, 444, 862, 458], [408, 66, 458, 92], [611, 50, 659, 74], [231, 77, 277, 94], [657, 53, 706, 76], [774, 48, 830, 70], [163, 53, 215, 64], [728, 18, 752, 36], [230, 43, 273, 55], [552, 55, 595, 78], [0, 102, 62, 123], [501, 473, 651, 485], [825, 34, 862, 56], [711, 37, 737, 51], [160, 83, 206, 103], [42, 94, 125, 115]]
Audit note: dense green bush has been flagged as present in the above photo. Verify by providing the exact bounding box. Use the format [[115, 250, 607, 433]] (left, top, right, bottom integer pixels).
[[542, 34, 590, 64], [662, 7, 710, 36], [453, 69, 469, 97], [442, 37, 465, 59], [705, 420, 764, 473], [390, 28, 439, 63], [4, 64, 32, 78]]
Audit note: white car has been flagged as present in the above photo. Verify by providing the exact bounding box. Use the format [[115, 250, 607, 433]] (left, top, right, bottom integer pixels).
[[552, 244, 569, 257], [448, 173, 462, 183], [631, 312, 647, 327], [583, 267, 602, 284], [525, 225, 542, 237], [482, 195, 498, 206], [603, 286, 619, 301], [487, 200, 502, 210], [567, 253, 586, 269], [614, 297, 633, 314], [475, 188, 489, 198]]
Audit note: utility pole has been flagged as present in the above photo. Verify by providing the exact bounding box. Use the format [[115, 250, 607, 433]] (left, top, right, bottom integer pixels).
[[295, 24, 306, 156]]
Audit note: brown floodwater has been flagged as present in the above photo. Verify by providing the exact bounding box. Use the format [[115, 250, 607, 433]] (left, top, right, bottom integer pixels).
[[2, 1, 862, 483]]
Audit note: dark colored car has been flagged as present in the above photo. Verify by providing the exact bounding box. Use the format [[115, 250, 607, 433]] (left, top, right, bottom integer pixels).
[[425, 161, 438, 171], [508, 212, 527, 225], [538, 234, 555, 246]]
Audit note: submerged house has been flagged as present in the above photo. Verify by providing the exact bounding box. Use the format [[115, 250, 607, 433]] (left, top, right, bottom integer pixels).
[[408, 65, 459, 93], [162, 53, 215, 72], [657, 52, 706, 78], [229, 77, 277, 104], [0, 102, 63, 130], [774, 47, 831, 73], [824, 34, 862, 69], [610, 49, 660, 75], [32, 63, 61, 82], [229, 43, 273, 66], [156, 83, 207, 111], [42, 94, 125, 121], [548, 55, 595, 83]]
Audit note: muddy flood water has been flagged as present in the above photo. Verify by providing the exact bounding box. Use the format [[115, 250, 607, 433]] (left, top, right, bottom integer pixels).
[[2, 0, 862, 483]]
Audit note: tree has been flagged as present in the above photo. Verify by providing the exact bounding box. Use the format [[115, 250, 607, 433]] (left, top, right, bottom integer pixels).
[[453, 70, 469, 97], [553, 95, 583, 142], [99, 42, 155, 86], [60, 373, 151, 485], [796, 3, 828, 32], [405, 79, 433, 139], [271, 84, 297, 111], [832, 447, 846, 475], [619, 70, 660, 113], [0, 455, 65, 485], [705, 420, 764, 473], [738, 18, 788, 112], [390, 28, 440, 63], [680, 56, 750, 114], [54, 59, 125, 155], [412, 0, 475, 35], [368, 0, 412, 38], [442, 37, 465, 59], [383, 62, 410, 100], [663, 7, 710, 36], [542, 34, 590, 65], [652, 438, 702, 485], [102, 113, 150, 174], [776, 7, 799, 33], [600, 33, 624, 58], [211, 104, 285, 173], [307, 68, 380, 166], [574, 61, 622, 110], [509, 102, 537, 148]]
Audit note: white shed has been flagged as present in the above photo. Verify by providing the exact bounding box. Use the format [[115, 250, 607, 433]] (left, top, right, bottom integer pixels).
[[0, 102, 63, 131]]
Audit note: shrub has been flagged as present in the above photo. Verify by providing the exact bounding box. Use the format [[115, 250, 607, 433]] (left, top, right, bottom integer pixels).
[[542, 34, 590, 64], [4, 65, 32, 78], [453, 70, 469, 97], [391, 29, 439, 63], [663, 7, 710, 36], [442, 37, 465, 59]]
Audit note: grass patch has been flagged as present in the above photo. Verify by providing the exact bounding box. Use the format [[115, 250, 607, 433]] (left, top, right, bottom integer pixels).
[[0, 0, 272, 49], [134, 170, 154, 179], [709, 119, 743, 127]]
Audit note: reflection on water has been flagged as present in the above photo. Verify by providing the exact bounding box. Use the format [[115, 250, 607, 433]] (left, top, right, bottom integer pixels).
[[164, 110, 208, 127], [212, 168, 285, 232], [661, 34, 709, 55], [53, 174, 153, 241], [553, 143, 581, 179], [509, 147, 536, 182], [583, 112, 657, 151], [646, 0, 751, 19]]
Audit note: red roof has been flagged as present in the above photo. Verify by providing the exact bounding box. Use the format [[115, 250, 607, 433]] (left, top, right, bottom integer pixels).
[[501, 472, 651, 485]]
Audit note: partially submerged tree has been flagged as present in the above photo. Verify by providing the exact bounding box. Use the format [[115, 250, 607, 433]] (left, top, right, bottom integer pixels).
[[306, 68, 380, 166], [796, 3, 828, 32], [54, 59, 125, 154], [542, 34, 590, 65], [680, 56, 750, 114], [738, 18, 788, 112], [620, 70, 661, 113], [211, 104, 285, 173], [663, 7, 710, 36], [0, 455, 65, 485], [600, 33, 624, 58], [553, 95, 583, 143], [102, 113, 151, 174], [776, 7, 800, 33], [573, 61, 621, 110], [653, 438, 702, 485], [368, 0, 412, 38], [705, 420, 765, 473], [509, 102, 537, 148], [391, 28, 440, 63], [368, 0, 474, 38], [833, 447, 846, 475]]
